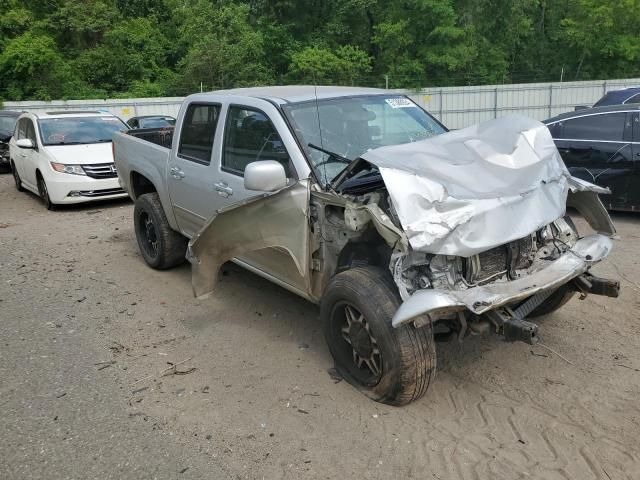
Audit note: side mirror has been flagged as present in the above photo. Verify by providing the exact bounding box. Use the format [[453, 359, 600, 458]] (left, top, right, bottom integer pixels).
[[16, 138, 35, 149], [244, 161, 287, 192]]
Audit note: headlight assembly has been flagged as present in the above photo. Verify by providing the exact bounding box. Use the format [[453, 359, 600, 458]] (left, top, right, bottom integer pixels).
[[50, 162, 87, 176]]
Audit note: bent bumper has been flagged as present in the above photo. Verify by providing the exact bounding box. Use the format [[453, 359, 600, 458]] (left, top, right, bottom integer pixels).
[[392, 234, 613, 327]]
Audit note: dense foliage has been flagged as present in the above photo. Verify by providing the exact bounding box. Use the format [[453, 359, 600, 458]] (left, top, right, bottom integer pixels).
[[1, 0, 638, 100]]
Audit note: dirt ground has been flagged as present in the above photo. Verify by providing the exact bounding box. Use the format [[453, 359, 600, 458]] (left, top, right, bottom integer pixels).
[[1, 172, 639, 480]]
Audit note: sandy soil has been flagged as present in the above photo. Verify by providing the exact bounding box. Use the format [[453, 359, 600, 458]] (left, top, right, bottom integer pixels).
[[1, 172, 639, 480]]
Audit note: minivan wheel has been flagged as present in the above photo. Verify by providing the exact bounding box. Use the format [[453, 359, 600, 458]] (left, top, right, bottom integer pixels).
[[36, 172, 55, 210], [11, 162, 24, 192], [133, 192, 187, 269], [321, 266, 436, 406]]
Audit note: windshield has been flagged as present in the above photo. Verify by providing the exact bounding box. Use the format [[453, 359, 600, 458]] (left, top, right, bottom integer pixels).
[[138, 117, 175, 128], [283, 95, 446, 184], [0, 116, 18, 134], [38, 116, 129, 145]]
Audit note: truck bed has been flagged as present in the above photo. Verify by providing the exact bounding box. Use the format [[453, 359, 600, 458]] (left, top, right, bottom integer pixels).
[[128, 127, 174, 149], [112, 130, 171, 203]]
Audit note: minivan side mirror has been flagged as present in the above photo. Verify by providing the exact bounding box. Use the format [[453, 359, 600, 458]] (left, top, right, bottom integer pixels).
[[244, 161, 287, 192], [16, 138, 35, 149]]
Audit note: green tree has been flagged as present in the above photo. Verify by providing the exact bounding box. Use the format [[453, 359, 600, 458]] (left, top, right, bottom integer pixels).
[[0, 32, 86, 99], [75, 17, 171, 95], [172, 3, 274, 91], [561, 0, 640, 79], [288, 45, 372, 85]]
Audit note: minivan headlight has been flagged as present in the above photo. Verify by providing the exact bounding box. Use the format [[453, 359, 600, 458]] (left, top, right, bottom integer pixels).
[[51, 162, 86, 176]]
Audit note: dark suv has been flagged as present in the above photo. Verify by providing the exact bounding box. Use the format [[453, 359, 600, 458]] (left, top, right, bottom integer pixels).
[[593, 87, 640, 108], [544, 105, 640, 211], [0, 110, 21, 170]]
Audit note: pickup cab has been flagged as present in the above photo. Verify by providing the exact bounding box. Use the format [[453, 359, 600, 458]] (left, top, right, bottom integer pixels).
[[113, 86, 619, 405]]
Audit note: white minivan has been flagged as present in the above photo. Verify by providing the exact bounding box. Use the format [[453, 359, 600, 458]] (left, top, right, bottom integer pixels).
[[9, 111, 130, 209]]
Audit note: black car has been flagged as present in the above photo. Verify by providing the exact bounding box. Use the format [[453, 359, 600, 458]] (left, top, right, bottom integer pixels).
[[544, 104, 640, 211], [126, 115, 176, 129], [593, 87, 640, 107], [0, 110, 21, 170]]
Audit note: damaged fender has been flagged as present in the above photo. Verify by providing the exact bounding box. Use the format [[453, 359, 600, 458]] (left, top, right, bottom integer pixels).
[[187, 180, 311, 299]]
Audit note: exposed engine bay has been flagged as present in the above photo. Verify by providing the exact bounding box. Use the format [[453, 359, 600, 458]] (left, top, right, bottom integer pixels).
[[391, 216, 579, 300]]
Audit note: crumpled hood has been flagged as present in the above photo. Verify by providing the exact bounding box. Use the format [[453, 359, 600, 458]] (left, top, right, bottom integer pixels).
[[360, 115, 579, 257]]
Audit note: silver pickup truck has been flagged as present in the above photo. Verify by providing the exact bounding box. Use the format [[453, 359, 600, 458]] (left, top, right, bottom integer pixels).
[[113, 86, 619, 405]]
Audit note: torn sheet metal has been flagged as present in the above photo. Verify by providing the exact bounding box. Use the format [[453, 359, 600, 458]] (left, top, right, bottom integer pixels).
[[362, 116, 577, 257], [392, 234, 612, 327], [187, 180, 310, 299], [311, 190, 408, 249]]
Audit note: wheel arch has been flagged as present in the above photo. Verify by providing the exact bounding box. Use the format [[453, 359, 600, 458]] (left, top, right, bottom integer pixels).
[[130, 170, 157, 200]]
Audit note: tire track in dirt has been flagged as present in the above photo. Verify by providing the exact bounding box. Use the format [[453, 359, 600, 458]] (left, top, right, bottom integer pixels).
[[373, 370, 640, 480]]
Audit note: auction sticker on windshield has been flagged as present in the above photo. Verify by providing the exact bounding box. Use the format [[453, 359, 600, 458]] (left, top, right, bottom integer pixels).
[[385, 97, 416, 109]]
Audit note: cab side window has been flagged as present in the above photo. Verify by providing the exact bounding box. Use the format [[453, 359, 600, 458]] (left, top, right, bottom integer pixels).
[[222, 106, 292, 177], [562, 113, 626, 141], [178, 103, 220, 165]]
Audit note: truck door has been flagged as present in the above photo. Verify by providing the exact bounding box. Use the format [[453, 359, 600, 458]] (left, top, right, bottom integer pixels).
[[167, 103, 225, 237], [204, 103, 308, 294]]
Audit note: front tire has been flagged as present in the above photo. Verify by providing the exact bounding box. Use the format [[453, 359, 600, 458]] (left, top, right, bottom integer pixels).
[[36, 172, 55, 210], [321, 266, 436, 406], [134, 192, 187, 269], [11, 162, 24, 192]]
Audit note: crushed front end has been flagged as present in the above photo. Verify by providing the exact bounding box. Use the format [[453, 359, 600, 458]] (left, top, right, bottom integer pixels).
[[354, 115, 620, 344], [391, 218, 618, 344]]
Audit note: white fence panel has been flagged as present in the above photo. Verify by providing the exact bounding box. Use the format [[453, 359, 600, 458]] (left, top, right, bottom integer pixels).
[[4, 77, 640, 129], [3, 98, 184, 122]]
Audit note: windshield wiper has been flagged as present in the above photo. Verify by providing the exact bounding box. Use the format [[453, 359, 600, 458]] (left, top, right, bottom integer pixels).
[[308, 143, 351, 164], [46, 141, 87, 146]]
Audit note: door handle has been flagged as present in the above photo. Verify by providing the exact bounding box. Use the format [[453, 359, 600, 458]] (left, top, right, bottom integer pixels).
[[19, 153, 27, 158], [214, 182, 233, 197], [170, 166, 185, 179]]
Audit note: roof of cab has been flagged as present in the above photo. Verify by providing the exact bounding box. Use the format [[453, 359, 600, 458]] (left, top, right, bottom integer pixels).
[[202, 85, 393, 104], [543, 103, 640, 124]]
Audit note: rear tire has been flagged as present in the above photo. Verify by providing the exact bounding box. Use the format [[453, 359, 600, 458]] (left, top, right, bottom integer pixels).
[[36, 172, 55, 210], [134, 192, 187, 269], [321, 266, 436, 406], [11, 162, 24, 192]]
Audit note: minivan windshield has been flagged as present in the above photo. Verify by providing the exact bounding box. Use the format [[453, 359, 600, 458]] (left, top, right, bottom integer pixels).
[[283, 95, 446, 184], [38, 116, 129, 146]]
